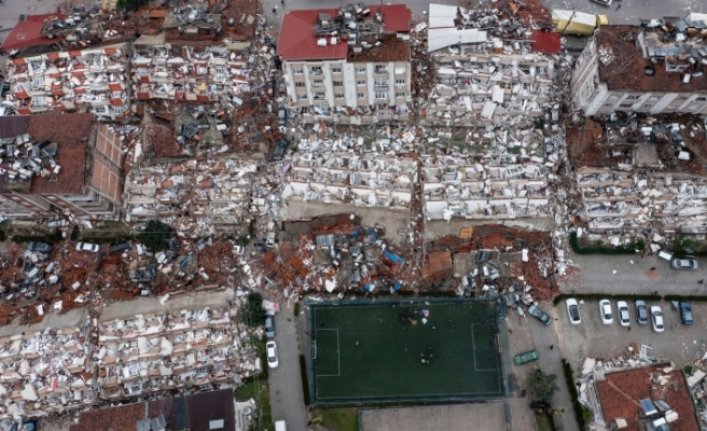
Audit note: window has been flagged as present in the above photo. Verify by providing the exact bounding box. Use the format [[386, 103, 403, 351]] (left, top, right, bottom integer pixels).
[[314, 92, 325, 100], [295, 82, 305, 87], [356, 80, 366, 86], [332, 67, 342, 73], [374, 79, 388, 86], [310, 66, 322, 74], [357, 93, 365, 98], [374, 64, 387, 74], [335, 93, 344, 99], [395, 92, 407, 98], [394, 67, 406, 75], [313, 78, 323, 85], [395, 79, 406, 85], [375, 91, 388, 100], [356, 66, 366, 73], [333, 81, 343, 87], [292, 67, 304, 74]]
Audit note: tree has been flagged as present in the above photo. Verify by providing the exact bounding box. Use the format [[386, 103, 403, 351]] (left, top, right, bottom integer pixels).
[[528, 369, 559, 404], [240, 293, 265, 327], [140, 220, 172, 252], [116, 0, 150, 12]]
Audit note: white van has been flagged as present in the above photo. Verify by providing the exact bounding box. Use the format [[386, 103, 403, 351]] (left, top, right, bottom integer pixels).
[[274, 420, 287, 431]]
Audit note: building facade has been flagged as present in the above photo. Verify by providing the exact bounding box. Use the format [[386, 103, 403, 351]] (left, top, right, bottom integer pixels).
[[571, 22, 707, 116], [277, 4, 412, 116]]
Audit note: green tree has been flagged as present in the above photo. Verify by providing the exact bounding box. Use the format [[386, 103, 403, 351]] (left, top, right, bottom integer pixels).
[[240, 293, 265, 327], [140, 220, 172, 252], [116, 0, 150, 12], [528, 369, 559, 404]]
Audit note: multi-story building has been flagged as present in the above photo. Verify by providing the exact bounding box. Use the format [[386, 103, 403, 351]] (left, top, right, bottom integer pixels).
[[0, 113, 124, 221], [277, 4, 412, 118], [571, 18, 707, 116]]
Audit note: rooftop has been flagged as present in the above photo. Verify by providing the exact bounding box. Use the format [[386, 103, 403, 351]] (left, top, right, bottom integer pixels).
[[277, 4, 411, 61], [596, 24, 707, 93], [0, 114, 92, 195], [596, 365, 699, 431], [1, 13, 65, 52]]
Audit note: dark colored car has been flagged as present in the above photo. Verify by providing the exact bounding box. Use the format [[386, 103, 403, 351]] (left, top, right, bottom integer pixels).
[[635, 300, 648, 325], [264, 315, 275, 339], [679, 302, 693, 325], [26, 242, 52, 253], [528, 304, 552, 326], [109, 242, 129, 254], [277, 106, 288, 126]]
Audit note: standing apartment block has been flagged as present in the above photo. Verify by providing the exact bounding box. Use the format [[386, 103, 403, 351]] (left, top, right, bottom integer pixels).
[[277, 4, 412, 117], [571, 17, 707, 116]]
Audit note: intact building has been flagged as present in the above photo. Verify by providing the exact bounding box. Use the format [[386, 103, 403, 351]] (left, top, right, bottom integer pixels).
[[571, 17, 707, 116], [277, 4, 412, 117], [0, 114, 124, 221]]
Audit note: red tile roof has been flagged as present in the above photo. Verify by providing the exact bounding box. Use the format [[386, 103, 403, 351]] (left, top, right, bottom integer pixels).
[[69, 402, 145, 431], [1, 13, 65, 52], [596, 26, 707, 93], [277, 5, 411, 61], [596, 365, 700, 431]]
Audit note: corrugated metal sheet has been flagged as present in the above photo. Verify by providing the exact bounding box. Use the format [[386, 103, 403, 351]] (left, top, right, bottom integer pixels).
[[427, 28, 487, 53]]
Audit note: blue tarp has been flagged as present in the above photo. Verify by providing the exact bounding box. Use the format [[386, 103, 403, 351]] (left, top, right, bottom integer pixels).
[[384, 250, 405, 265]]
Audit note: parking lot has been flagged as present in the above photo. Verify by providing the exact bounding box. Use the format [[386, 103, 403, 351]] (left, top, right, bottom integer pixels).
[[555, 298, 707, 369]]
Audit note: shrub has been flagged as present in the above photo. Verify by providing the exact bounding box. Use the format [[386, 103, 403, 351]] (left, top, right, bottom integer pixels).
[[139, 220, 172, 252], [569, 231, 644, 255], [240, 292, 265, 327], [561, 359, 589, 430]]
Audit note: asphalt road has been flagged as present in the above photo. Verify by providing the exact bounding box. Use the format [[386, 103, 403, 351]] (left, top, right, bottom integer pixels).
[[268, 304, 308, 431], [541, 0, 704, 25], [564, 253, 707, 296]]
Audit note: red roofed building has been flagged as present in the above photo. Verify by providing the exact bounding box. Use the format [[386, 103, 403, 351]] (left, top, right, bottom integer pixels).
[[1, 13, 65, 53], [0, 114, 125, 221], [277, 4, 412, 115]]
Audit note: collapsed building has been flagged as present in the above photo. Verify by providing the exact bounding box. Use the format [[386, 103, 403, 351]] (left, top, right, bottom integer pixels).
[[0, 114, 124, 222], [567, 114, 707, 241], [123, 158, 257, 235], [571, 14, 707, 116], [417, 4, 563, 227], [5, 43, 129, 120], [277, 4, 413, 123]]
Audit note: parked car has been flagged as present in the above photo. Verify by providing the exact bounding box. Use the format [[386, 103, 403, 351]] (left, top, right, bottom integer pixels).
[[566, 298, 581, 325], [109, 242, 129, 254], [671, 257, 698, 270], [650, 306, 665, 333], [264, 315, 276, 338], [513, 350, 539, 366], [590, 0, 612, 6], [266, 341, 279, 369], [75, 242, 100, 253], [635, 300, 649, 325], [274, 420, 287, 431], [26, 242, 52, 254], [617, 301, 630, 327], [277, 106, 288, 126], [678, 302, 693, 325], [21, 420, 37, 431], [528, 304, 552, 326], [599, 299, 613, 325]]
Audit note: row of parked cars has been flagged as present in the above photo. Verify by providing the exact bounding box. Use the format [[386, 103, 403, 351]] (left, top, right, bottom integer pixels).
[[566, 298, 693, 332]]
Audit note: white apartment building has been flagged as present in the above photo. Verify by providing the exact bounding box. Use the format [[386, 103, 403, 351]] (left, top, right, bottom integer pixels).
[[571, 20, 707, 116], [277, 4, 412, 114]]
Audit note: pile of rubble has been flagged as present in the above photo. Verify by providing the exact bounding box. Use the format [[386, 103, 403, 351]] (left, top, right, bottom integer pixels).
[[123, 158, 258, 235], [0, 326, 94, 417], [568, 114, 707, 241], [0, 130, 60, 192], [685, 353, 707, 429], [97, 305, 250, 400], [6, 43, 128, 119]]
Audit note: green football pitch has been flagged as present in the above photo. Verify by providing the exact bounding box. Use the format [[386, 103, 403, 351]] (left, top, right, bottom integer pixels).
[[308, 299, 504, 404]]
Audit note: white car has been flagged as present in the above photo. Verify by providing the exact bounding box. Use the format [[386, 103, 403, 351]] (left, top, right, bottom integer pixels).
[[566, 298, 581, 325], [617, 301, 630, 327], [650, 306, 665, 333], [75, 242, 100, 253], [599, 299, 613, 325], [266, 341, 279, 369]]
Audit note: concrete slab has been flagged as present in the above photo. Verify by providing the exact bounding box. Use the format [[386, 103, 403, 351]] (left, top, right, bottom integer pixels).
[[99, 287, 234, 322], [360, 403, 508, 431], [0, 308, 86, 337]]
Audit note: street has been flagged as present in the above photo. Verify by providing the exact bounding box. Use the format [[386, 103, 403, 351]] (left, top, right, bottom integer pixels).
[[268, 303, 308, 431], [564, 252, 707, 296]]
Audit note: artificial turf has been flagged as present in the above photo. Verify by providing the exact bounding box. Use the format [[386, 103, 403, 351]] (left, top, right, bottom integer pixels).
[[309, 298, 504, 404]]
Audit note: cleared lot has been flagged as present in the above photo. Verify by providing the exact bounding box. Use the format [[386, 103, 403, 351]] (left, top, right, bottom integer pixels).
[[556, 299, 707, 369]]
